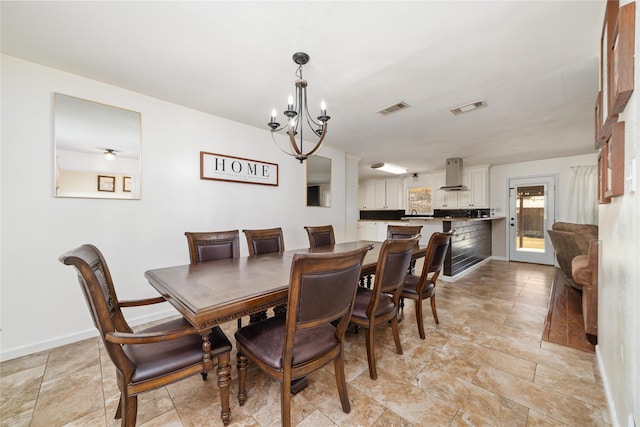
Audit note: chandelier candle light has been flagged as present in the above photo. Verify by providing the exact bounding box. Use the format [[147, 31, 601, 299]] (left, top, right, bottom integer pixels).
[[268, 52, 330, 163]]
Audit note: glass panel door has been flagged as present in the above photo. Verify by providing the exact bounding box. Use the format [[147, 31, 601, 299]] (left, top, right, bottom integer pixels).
[[509, 176, 556, 265]]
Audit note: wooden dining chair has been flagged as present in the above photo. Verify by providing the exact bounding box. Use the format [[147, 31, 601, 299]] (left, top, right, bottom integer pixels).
[[235, 246, 369, 427], [243, 227, 286, 320], [350, 236, 419, 380], [243, 227, 285, 256], [400, 231, 453, 339], [185, 230, 240, 264], [185, 230, 243, 328], [387, 224, 423, 274], [59, 244, 233, 426], [386, 224, 423, 239], [304, 224, 335, 247]]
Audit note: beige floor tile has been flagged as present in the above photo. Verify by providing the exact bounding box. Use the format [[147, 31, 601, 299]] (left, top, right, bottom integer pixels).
[[534, 364, 608, 408], [296, 409, 337, 427], [491, 335, 596, 382], [43, 338, 100, 382], [473, 366, 604, 426], [0, 351, 48, 378], [525, 408, 570, 426], [352, 368, 457, 426], [306, 368, 385, 426], [31, 364, 104, 426], [371, 409, 415, 427], [0, 364, 44, 421], [139, 409, 183, 427]]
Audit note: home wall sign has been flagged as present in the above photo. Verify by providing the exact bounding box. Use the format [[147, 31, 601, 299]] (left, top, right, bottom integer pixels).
[[200, 152, 279, 186]]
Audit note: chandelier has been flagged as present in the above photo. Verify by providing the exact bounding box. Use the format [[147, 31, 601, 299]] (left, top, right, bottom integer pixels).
[[268, 52, 330, 163]]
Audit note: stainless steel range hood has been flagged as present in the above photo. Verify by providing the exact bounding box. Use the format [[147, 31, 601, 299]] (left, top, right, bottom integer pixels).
[[439, 158, 469, 191]]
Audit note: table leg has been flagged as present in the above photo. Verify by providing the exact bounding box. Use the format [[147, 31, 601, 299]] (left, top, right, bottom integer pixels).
[[217, 352, 232, 426], [201, 334, 214, 372]]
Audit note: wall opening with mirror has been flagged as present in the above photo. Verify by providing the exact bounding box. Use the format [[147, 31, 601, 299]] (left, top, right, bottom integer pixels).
[[54, 93, 142, 199], [306, 155, 331, 207]]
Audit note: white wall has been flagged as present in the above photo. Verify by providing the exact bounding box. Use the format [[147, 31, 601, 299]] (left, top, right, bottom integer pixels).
[[596, 1, 640, 424], [489, 152, 598, 259], [0, 55, 350, 361]]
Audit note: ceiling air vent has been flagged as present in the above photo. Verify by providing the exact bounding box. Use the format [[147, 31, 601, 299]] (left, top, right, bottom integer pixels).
[[377, 101, 410, 115], [450, 99, 487, 115]]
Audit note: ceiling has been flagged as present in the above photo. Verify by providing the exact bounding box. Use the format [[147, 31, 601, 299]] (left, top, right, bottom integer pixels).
[[1, 1, 605, 179]]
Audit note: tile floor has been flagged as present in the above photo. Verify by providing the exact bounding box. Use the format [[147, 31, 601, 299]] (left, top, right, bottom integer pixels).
[[1, 260, 611, 426]]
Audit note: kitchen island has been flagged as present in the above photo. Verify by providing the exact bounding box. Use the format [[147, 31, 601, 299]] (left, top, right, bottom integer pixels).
[[358, 215, 505, 279]]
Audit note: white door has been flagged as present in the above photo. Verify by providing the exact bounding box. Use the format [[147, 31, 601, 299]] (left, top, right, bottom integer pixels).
[[508, 176, 556, 265]]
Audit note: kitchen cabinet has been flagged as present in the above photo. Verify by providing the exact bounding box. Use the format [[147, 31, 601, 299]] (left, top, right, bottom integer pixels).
[[462, 168, 489, 208], [433, 173, 458, 208], [433, 167, 488, 208], [359, 179, 401, 209]]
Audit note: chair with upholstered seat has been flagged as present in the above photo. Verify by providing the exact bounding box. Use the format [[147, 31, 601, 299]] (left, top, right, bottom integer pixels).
[[400, 231, 453, 339], [243, 227, 285, 256], [243, 227, 286, 320], [59, 244, 233, 426], [304, 225, 335, 248], [235, 246, 369, 427], [387, 224, 423, 239], [387, 224, 423, 274], [185, 230, 240, 264], [350, 236, 419, 380], [185, 230, 243, 327]]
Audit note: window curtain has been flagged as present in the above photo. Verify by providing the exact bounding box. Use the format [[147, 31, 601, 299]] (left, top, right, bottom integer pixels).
[[567, 165, 597, 224]]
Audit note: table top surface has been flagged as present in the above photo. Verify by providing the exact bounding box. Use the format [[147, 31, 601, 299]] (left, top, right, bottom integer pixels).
[[144, 240, 424, 330]]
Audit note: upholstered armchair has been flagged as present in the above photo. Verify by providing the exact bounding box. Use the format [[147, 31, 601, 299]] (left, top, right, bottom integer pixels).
[[547, 222, 598, 287]]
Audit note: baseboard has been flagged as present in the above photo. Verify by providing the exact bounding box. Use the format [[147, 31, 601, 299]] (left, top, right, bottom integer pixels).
[[441, 257, 492, 282], [0, 308, 177, 362], [596, 345, 619, 427], [491, 256, 508, 262]]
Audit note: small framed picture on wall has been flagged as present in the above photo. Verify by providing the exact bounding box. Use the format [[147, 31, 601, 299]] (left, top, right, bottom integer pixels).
[[98, 175, 115, 192], [123, 176, 132, 192]]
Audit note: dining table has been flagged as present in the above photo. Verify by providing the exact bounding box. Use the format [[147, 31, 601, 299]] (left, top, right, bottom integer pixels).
[[144, 240, 426, 425]]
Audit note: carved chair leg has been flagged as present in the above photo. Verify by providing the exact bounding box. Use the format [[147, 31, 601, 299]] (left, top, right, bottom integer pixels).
[[237, 351, 248, 406], [201, 371, 208, 381]]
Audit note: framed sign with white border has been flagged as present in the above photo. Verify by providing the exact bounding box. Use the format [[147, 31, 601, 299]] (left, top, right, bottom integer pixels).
[[200, 152, 279, 186]]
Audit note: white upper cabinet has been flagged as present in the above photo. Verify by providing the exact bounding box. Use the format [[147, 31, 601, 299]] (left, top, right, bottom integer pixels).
[[433, 167, 489, 208], [463, 168, 489, 207], [433, 172, 458, 208], [359, 179, 401, 209]]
